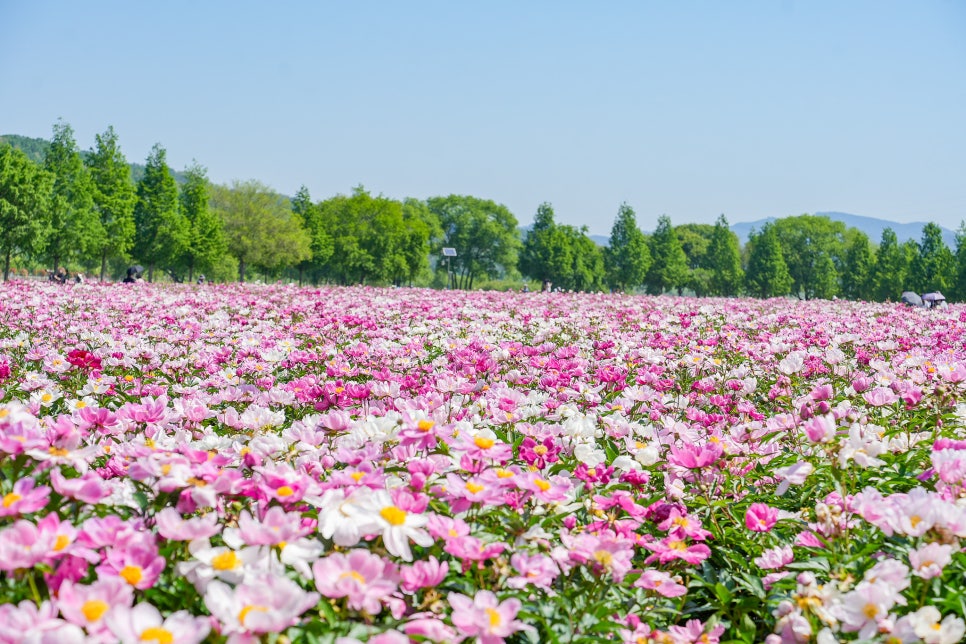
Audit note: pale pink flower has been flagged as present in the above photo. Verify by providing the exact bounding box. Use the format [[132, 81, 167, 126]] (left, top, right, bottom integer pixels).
[[448, 590, 530, 643], [907, 605, 966, 644], [909, 542, 955, 579], [49, 468, 111, 504], [835, 580, 901, 639], [634, 570, 688, 597], [754, 545, 794, 570], [0, 477, 50, 517], [506, 552, 559, 590], [401, 556, 449, 592], [155, 508, 221, 541], [204, 573, 320, 635], [97, 542, 166, 590], [104, 602, 210, 644], [313, 549, 400, 614], [56, 577, 134, 633]]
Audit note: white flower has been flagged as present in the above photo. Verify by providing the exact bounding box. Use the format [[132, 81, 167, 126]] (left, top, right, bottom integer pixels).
[[908, 606, 966, 644], [357, 489, 433, 562]]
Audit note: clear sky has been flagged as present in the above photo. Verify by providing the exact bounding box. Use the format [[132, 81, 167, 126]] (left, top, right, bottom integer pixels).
[[2, 1, 964, 234]]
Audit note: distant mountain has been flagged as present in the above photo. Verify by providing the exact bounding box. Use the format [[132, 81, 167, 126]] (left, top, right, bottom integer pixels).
[[0, 133, 188, 184], [731, 212, 957, 248]]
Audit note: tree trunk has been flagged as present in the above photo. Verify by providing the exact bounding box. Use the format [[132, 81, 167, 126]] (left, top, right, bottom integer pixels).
[[100, 250, 108, 282], [238, 258, 246, 283], [3, 248, 10, 282], [298, 265, 304, 287], [188, 258, 195, 284], [148, 264, 155, 283]]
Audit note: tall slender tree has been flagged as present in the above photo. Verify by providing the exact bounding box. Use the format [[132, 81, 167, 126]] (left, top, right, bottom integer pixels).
[[86, 126, 137, 281], [603, 203, 650, 292], [745, 224, 793, 298], [0, 146, 52, 280], [133, 144, 187, 281], [909, 222, 954, 294], [870, 228, 906, 301], [43, 120, 97, 273], [706, 214, 744, 296], [645, 215, 688, 295], [840, 230, 874, 300], [178, 162, 226, 282]]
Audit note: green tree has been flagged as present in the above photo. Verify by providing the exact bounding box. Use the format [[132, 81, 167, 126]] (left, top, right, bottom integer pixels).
[[43, 120, 97, 273], [178, 162, 226, 283], [86, 126, 136, 281], [559, 225, 606, 292], [675, 223, 716, 296], [745, 224, 793, 298], [0, 146, 52, 280], [603, 203, 650, 292], [909, 222, 954, 294], [427, 195, 520, 290], [706, 215, 744, 296], [291, 185, 330, 285], [870, 228, 906, 301], [133, 144, 188, 281], [519, 203, 574, 285], [840, 229, 874, 300], [953, 222, 966, 302], [399, 198, 440, 286], [211, 179, 311, 282], [771, 215, 846, 299], [645, 215, 689, 295]]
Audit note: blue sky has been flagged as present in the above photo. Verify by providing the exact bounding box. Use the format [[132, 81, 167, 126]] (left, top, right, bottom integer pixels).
[[1, 1, 964, 234]]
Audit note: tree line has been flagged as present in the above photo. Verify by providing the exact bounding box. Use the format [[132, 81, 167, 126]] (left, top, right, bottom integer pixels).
[[1, 121, 964, 300]]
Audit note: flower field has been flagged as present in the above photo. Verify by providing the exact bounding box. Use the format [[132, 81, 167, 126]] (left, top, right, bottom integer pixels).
[[2, 282, 966, 643]]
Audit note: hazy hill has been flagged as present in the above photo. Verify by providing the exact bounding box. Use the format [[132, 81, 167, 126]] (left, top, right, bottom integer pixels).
[[0, 133, 188, 184], [731, 212, 957, 248]]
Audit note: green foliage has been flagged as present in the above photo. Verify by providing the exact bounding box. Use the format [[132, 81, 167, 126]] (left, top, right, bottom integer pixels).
[[770, 214, 847, 300], [745, 224, 793, 298], [211, 179, 311, 282], [133, 144, 189, 281], [910, 222, 955, 294], [603, 203, 650, 292], [0, 145, 52, 280], [953, 222, 966, 301], [43, 120, 98, 272], [870, 228, 906, 301], [427, 194, 520, 290], [520, 203, 606, 291], [840, 229, 874, 300], [645, 214, 689, 295], [85, 126, 137, 281], [675, 222, 715, 296], [178, 162, 227, 282], [706, 215, 744, 296]]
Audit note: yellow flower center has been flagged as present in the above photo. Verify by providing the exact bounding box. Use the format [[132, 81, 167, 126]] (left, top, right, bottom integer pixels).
[[81, 599, 109, 622], [474, 436, 495, 449], [54, 535, 70, 551], [594, 550, 614, 566], [49, 446, 69, 457], [2, 493, 22, 508], [139, 627, 174, 644], [862, 603, 879, 619], [276, 485, 294, 497], [350, 472, 365, 482], [339, 570, 366, 584], [211, 551, 240, 571], [238, 605, 268, 626], [485, 607, 502, 627], [466, 482, 485, 494], [380, 505, 407, 526], [533, 478, 551, 492], [120, 565, 143, 586], [417, 419, 435, 432], [533, 445, 548, 455], [496, 469, 514, 478]]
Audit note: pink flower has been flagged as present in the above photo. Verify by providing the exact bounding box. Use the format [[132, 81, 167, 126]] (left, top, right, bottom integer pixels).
[[57, 577, 134, 633], [644, 537, 711, 565], [205, 573, 320, 635], [863, 386, 899, 407], [0, 477, 51, 517], [232, 505, 310, 546], [667, 442, 722, 469], [97, 542, 166, 590], [401, 556, 449, 593], [909, 542, 955, 579], [0, 519, 56, 571], [754, 545, 794, 569], [104, 602, 210, 644], [49, 468, 111, 504], [507, 552, 559, 590], [155, 508, 220, 541], [634, 570, 688, 597], [745, 503, 779, 532], [448, 590, 530, 643], [313, 550, 400, 615]]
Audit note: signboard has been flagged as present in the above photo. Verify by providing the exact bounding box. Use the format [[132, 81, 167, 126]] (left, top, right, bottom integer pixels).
[[442, 248, 457, 257]]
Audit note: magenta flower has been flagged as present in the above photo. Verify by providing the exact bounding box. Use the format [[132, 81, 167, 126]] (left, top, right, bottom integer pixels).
[[400, 556, 449, 593], [667, 441, 722, 469], [448, 590, 530, 643], [745, 503, 779, 532]]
